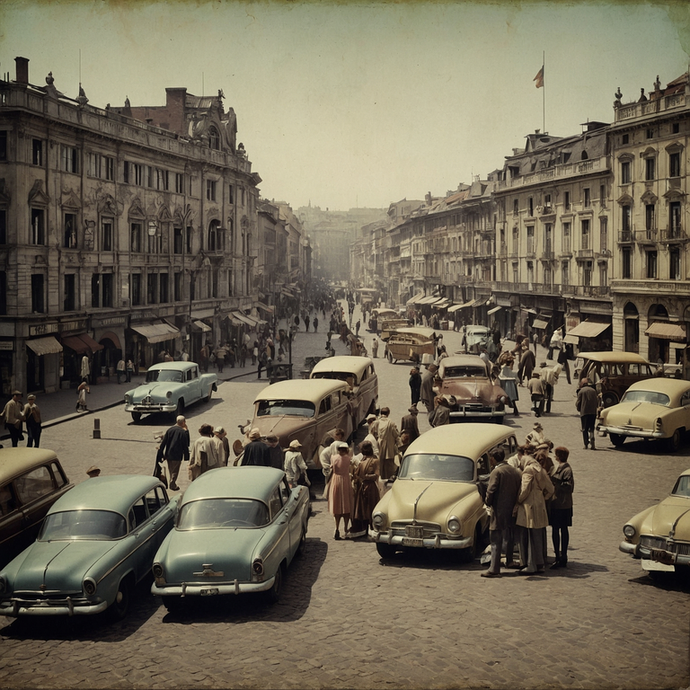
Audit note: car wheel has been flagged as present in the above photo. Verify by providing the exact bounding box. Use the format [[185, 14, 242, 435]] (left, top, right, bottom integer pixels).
[[131, 412, 142, 423], [107, 577, 132, 622], [266, 563, 284, 604], [376, 542, 397, 559], [460, 524, 483, 563], [162, 596, 185, 613], [175, 399, 185, 417], [206, 387, 213, 403], [602, 392, 618, 408], [296, 528, 307, 557], [609, 433, 626, 447], [387, 351, 393, 363], [668, 429, 682, 452]]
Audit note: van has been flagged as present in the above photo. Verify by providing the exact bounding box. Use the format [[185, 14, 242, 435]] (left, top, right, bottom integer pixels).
[[386, 327, 437, 364]]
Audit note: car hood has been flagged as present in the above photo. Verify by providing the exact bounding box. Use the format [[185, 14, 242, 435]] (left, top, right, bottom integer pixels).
[[388, 480, 478, 523], [128, 382, 177, 399], [251, 416, 312, 443], [157, 527, 269, 583], [10, 540, 117, 592], [641, 496, 690, 539], [601, 402, 665, 428], [440, 379, 505, 403]]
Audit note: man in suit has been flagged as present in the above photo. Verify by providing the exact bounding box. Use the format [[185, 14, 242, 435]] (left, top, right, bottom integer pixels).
[[420, 364, 438, 417], [400, 406, 420, 444], [482, 447, 522, 577], [158, 415, 190, 491]]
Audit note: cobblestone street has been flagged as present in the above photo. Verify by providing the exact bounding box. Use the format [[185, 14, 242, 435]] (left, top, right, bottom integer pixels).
[[1, 320, 689, 689]]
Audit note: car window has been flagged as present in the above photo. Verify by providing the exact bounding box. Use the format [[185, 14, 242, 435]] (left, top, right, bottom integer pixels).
[[0, 483, 18, 516], [14, 465, 55, 505], [399, 453, 475, 482], [629, 363, 641, 375], [642, 365, 655, 376], [331, 392, 341, 407], [257, 400, 315, 418], [476, 454, 491, 475], [268, 487, 282, 518], [147, 369, 183, 383], [178, 498, 269, 529], [145, 488, 162, 517], [280, 478, 291, 504], [681, 392, 690, 407], [156, 486, 169, 505], [50, 462, 68, 488], [672, 475, 690, 497], [186, 370, 193, 381], [621, 390, 670, 406], [444, 366, 486, 378], [130, 497, 148, 529], [39, 510, 127, 540]]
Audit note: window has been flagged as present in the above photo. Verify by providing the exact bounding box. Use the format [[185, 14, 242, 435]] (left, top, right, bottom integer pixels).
[[32, 139, 43, 166], [101, 218, 113, 251], [186, 226, 193, 254], [131, 274, 142, 306], [159, 273, 169, 303], [146, 166, 154, 188], [512, 227, 519, 253], [31, 208, 45, 245], [64, 274, 76, 311], [645, 157, 656, 181], [31, 274, 44, 313], [130, 222, 142, 252], [599, 263, 608, 287], [583, 188, 591, 208], [646, 251, 657, 279], [91, 274, 100, 308], [148, 230, 161, 254], [147, 274, 158, 304], [513, 198, 518, 215], [125, 162, 143, 186], [670, 248, 681, 280], [64, 213, 77, 248], [175, 173, 185, 194], [622, 134, 629, 144], [599, 217, 608, 251], [564, 191, 570, 210], [670, 201, 682, 237], [562, 222, 571, 253], [174, 272, 182, 302], [241, 187, 245, 206], [208, 127, 220, 150], [60, 145, 78, 173], [561, 261, 569, 286], [156, 169, 168, 191], [229, 184, 234, 204], [228, 269, 233, 297], [105, 156, 114, 181], [526, 261, 534, 285], [212, 269, 219, 298], [645, 204, 655, 233], [528, 197, 534, 216], [600, 184, 606, 206], [670, 151, 681, 178], [673, 123, 680, 134], [526, 226, 534, 254], [102, 274, 113, 308], [0, 209, 5, 245], [646, 128, 654, 139], [621, 160, 631, 184], [622, 247, 632, 279], [206, 180, 217, 202], [544, 223, 552, 254], [174, 227, 183, 254], [15, 466, 53, 504], [581, 219, 590, 250], [511, 262, 518, 284], [622, 206, 632, 235], [583, 260, 592, 287], [0, 131, 7, 160]]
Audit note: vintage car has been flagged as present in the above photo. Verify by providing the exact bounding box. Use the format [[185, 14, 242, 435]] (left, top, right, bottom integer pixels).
[[371, 424, 518, 559], [436, 355, 509, 423], [598, 378, 690, 451], [0, 449, 74, 568], [0, 475, 177, 620], [247, 379, 354, 467], [379, 318, 412, 341], [124, 361, 218, 422], [367, 308, 398, 333], [386, 327, 437, 364], [462, 325, 491, 354], [151, 466, 309, 609], [620, 468, 690, 578], [310, 355, 378, 426], [577, 351, 657, 407]]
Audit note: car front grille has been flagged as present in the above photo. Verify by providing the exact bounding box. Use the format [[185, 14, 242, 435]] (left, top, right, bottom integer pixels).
[[390, 520, 441, 537], [640, 536, 690, 556]]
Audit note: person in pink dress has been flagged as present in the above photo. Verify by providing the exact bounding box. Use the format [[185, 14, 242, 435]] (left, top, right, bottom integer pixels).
[[328, 442, 354, 540]]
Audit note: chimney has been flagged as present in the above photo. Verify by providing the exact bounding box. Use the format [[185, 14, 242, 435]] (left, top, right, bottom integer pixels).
[[15, 57, 29, 85]]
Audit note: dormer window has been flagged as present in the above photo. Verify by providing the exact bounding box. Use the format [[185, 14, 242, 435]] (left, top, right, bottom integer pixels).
[[208, 127, 220, 150]]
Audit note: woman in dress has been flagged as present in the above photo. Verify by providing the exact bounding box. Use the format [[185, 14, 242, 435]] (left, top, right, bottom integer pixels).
[[498, 353, 520, 416], [327, 442, 354, 540], [350, 441, 380, 538]]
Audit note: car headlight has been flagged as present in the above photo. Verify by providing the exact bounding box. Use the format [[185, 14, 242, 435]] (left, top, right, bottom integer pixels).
[[623, 524, 636, 539], [124, 394, 131, 404], [252, 558, 264, 579], [83, 577, 97, 596], [655, 418, 662, 431], [447, 517, 461, 534], [152, 563, 165, 579], [166, 391, 173, 400], [372, 512, 385, 530]]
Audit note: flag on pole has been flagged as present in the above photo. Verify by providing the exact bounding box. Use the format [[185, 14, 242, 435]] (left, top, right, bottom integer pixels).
[[533, 65, 544, 89]]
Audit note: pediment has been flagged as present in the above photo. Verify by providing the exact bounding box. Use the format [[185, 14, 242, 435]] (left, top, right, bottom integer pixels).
[[97, 194, 119, 216], [157, 204, 172, 222], [640, 190, 658, 204], [663, 188, 686, 201], [616, 193, 634, 206], [61, 189, 81, 210], [128, 197, 146, 219], [28, 180, 50, 206]]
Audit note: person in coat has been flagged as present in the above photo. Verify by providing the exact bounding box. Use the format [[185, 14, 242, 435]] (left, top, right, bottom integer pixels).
[[517, 346, 536, 385], [516, 453, 554, 574], [376, 407, 400, 481], [350, 440, 380, 538], [550, 446, 574, 569], [409, 366, 422, 407], [526, 371, 545, 417], [400, 406, 420, 444], [431, 395, 451, 427], [284, 440, 311, 489], [539, 362, 562, 414], [482, 447, 523, 577], [420, 364, 438, 416], [188, 423, 220, 481], [576, 378, 600, 450], [242, 428, 272, 466], [157, 415, 190, 491], [2, 390, 25, 447], [23, 394, 42, 449]]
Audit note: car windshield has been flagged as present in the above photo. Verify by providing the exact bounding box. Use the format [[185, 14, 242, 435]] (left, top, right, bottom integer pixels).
[[39, 510, 127, 540], [398, 453, 475, 482], [311, 372, 357, 385], [672, 475, 690, 497], [443, 366, 486, 378], [621, 390, 670, 406], [257, 399, 315, 417], [178, 498, 269, 529], [146, 369, 184, 383]]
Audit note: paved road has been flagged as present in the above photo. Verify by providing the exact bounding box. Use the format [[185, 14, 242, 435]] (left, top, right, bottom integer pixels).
[[1, 316, 689, 689]]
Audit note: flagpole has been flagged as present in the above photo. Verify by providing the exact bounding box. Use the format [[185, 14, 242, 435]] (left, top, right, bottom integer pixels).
[[542, 51, 546, 134]]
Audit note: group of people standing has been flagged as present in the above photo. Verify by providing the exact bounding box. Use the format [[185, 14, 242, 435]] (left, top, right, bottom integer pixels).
[[0, 390, 43, 448]]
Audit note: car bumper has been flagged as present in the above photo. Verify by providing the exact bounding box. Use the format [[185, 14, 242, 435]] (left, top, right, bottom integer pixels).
[[372, 531, 472, 550], [450, 409, 505, 421], [125, 403, 177, 414], [151, 577, 276, 597], [0, 597, 109, 617], [599, 425, 664, 439], [619, 540, 690, 567]]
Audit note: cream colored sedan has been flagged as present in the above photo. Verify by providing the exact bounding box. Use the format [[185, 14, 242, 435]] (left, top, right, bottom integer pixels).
[[597, 378, 690, 451]]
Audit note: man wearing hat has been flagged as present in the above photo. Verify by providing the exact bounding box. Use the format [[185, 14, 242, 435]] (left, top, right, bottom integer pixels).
[[363, 415, 380, 455], [526, 422, 546, 446], [158, 415, 190, 491], [2, 391, 25, 447], [265, 434, 284, 470], [242, 428, 271, 466], [23, 394, 42, 448], [284, 440, 311, 489], [86, 465, 101, 478], [400, 406, 420, 444]]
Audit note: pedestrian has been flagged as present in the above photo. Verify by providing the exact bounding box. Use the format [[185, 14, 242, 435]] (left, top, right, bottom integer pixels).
[[377, 407, 400, 481], [532, 331, 539, 355], [257, 349, 268, 379], [242, 428, 272, 466], [576, 378, 599, 450], [400, 406, 420, 443], [80, 354, 90, 383], [372, 337, 379, 358], [526, 371, 545, 417], [355, 320, 361, 337], [76, 381, 90, 412], [158, 415, 190, 491], [1, 391, 25, 447], [547, 328, 563, 360], [199, 344, 209, 373], [557, 346, 572, 385], [409, 366, 421, 407], [252, 341, 259, 366], [498, 354, 519, 415], [320, 428, 346, 484], [327, 442, 354, 540], [116, 358, 126, 384], [284, 440, 311, 489], [180, 350, 190, 362], [126, 358, 134, 383], [265, 434, 284, 470], [517, 345, 536, 385], [215, 427, 230, 466], [550, 446, 574, 569], [215, 347, 225, 374], [431, 395, 451, 427], [350, 440, 380, 537], [188, 423, 219, 481], [313, 316, 319, 332], [420, 363, 438, 415], [23, 394, 42, 448], [525, 422, 545, 447], [482, 447, 522, 577], [539, 362, 562, 414]]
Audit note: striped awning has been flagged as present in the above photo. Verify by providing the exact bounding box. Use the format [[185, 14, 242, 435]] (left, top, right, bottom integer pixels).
[[487, 306, 502, 315], [26, 336, 63, 356], [567, 320, 611, 339], [645, 321, 687, 342]]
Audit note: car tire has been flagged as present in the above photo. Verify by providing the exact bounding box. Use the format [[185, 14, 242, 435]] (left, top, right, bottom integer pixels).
[[376, 542, 397, 559], [206, 387, 213, 403], [107, 576, 132, 622], [131, 412, 142, 423], [602, 392, 619, 408], [669, 429, 682, 452], [175, 399, 185, 417], [460, 524, 483, 563], [266, 563, 284, 604], [162, 596, 185, 613], [387, 351, 393, 363], [609, 433, 626, 447]]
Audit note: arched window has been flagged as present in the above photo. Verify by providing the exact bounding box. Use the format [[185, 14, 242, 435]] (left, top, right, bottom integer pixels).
[[208, 127, 220, 150], [208, 220, 220, 251]]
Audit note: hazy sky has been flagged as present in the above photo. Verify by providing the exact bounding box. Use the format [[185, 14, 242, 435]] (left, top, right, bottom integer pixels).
[[1, 1, 689, 211]]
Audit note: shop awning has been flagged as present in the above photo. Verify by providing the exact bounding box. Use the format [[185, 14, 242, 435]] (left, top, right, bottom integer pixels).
[[231, 311, 256, 327], [448, 300, 474, 313], [433, 299, 452, 309], [78, 333, 104, 352], [406, 292, 425, 305], [192, 320, 212, 333], [487, 306, 502, 315], [61, 335, 90, 354], [225, 314, 243, 327], [645, 322, 687, 342], [255, 302, 275, 314], [532, 318, 550, 330], [563, 334, 579, 345], [130, 323, 180, 344], [26, 336, 63, 356], [417, 295, 441, 305], [567, 320, 611, 339]]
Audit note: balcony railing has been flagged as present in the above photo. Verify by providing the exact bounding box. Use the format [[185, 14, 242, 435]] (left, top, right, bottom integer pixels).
[[561, 285, 611, 298], [661, 225, 687, 242], [618, 230, 633, 243], [575, 249, 594, 259]]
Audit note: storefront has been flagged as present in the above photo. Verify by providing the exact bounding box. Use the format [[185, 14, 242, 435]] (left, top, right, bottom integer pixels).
[[25, 335, 62, 393], [128, 321, 181, 371]]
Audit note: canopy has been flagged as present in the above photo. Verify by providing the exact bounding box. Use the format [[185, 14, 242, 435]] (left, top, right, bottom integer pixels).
[[532, 318, 550, 330], [487, 306, 502, 315], [26, 336, 62, 356], [406, 292, 425, 305], [566, 320, 610, 339], [448, 300, 475, 313], [192, 320, 212, 333], [130, 322, 180, 344], [61, 333, 104, 354], [644, 322, 687, 342], [432, 299, 452, 309]]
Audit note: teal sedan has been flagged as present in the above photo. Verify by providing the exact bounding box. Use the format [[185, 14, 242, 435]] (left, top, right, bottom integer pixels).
[[151, 466, 310, 611], [0, 475, 177, 620]]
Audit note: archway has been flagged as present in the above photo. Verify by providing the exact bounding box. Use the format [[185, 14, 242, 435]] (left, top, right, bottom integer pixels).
[[623, 302, 639, 353]]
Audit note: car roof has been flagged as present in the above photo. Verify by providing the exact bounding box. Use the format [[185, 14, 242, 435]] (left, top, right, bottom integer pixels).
[[440, 355, 487, 368], [578, 351, 649, 364], [466, 325, 489, 332], [310, 356, 373, 377], [0, 448, 60, 483], [180, 466, 285, 503], [626, 378, 690, 396], [48, 475, 163, 515], [391, 327, 436, 339], [148, 362, 198, 372], [405, 424, 515, 458], [254, 378, 349, 403]]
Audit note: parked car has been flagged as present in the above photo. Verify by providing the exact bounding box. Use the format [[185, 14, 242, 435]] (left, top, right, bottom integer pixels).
[[620, 468, 690, 579], [576, 351, 658, 407], [310, 355, 378, 427], [151, 466, 309, 610], [247, 379, 354, 468], [124, 361, 218, 422], [462, 325, 491, 354], [379, 318, 412, 341], [598, 378, 690, 451], [0, 475, 177, 620], [385, 327, 437, 364], [0, 449, 74, 568], [437, 355, 509, 423], [371, 423, 518, 559], [368, 308, 398, 334]]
